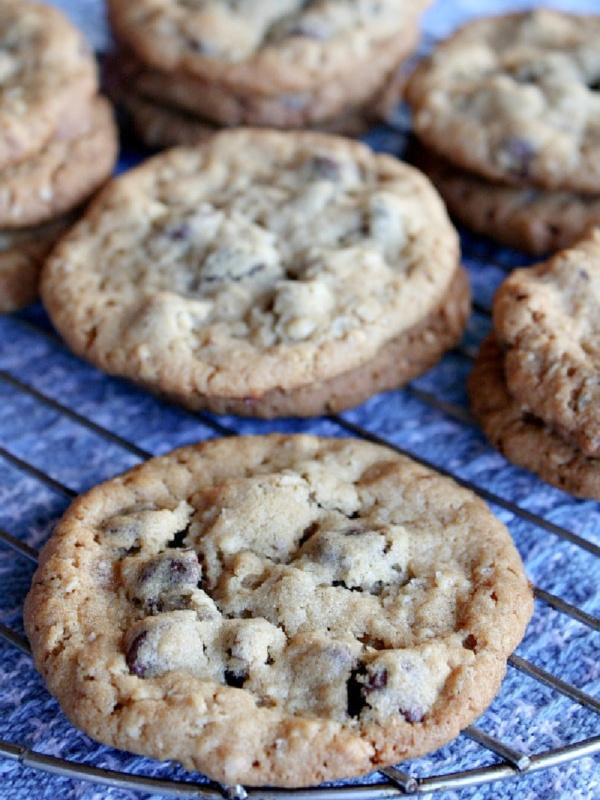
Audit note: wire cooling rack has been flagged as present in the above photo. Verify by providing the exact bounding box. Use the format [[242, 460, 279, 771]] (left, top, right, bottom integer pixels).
[[1, 2, 599, 798], [0, 164, 599, 798]]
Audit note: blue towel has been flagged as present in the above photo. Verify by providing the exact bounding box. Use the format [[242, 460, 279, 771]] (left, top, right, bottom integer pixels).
[[0, 1, 598, 798]]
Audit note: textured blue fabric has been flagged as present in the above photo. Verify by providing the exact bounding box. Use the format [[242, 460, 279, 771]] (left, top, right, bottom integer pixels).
[[0, 1, 599, 798]]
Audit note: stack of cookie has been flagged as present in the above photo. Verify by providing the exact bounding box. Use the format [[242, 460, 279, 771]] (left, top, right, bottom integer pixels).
[[469, 227, 600, 500], [105, 0, 432, 148], [40, 127, 470, 418], [405, 9, 600, 256], [0, 0, 118, 313]]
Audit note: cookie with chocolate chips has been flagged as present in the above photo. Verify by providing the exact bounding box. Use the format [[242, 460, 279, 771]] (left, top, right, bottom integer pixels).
[[493, 227, 600, 457], [0, 0, 98, 169], [0, 96, 118, 229], [40, 128, 468, 417], [106, 0, 428, 128], [406, 9, 600, 194], [469, 334, 600, 499], [24, 434, 533, 787]]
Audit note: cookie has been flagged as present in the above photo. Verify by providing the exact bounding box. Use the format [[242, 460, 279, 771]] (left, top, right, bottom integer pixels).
[[0, 0, 98, 169], [24, 434, 533, 787], [413, 145, 600, 256], [493, 228, 600, 457], [40, 128, 464, 417], [0, 215, 74, 313], [117, 87, 375, 151], [107, 0, 429, 95], [112, 26, 419, 129], [0, 96, 118, 229], [469, 334, 600, 499], [406, 9, 600, 194]]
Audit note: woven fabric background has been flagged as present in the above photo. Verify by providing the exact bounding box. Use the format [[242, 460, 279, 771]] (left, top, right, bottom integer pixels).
[[0, 1, 598, 799]]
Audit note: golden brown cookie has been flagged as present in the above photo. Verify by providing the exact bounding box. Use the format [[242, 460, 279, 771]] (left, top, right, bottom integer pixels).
[[406, 9, 600, 193], [25, 434, 533, 787], [0, 97, 118, 228], [41, 128, 465, 417], [493, 228, 600, 456], [0, 0, 98, 169], [469, 333, 600, 499]]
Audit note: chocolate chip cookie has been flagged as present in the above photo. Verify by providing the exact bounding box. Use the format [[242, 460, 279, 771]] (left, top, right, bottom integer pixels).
[[0, 96, 118, 228], [493, 227, 600, 457], [469, 334, 600, 499], [406, 9, 600, 194], [41, 128, 467, 417], [24, 434, 533, 787], [106, 0, 428, 128], [0, 0, 98, 169]]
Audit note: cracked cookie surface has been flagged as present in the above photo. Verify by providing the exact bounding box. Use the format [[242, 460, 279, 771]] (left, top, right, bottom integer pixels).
[[493, 228, 600, 457], [24, 434, 532, 787], [40, 128, 461, 415], [0, 0, 98, 169], [406, 9, 600, 193]]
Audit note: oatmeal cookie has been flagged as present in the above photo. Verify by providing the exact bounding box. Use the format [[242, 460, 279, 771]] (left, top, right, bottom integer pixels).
[[24, 434, 533, 787], [406, 9, 600, 193], [0, 0, 98, 169], [41, 128, 464, 417], [493, 228, 600, 457], [469, 334, 600, 499]]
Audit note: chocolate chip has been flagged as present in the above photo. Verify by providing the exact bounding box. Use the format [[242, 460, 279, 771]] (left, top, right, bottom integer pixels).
[[133, 550, 201, 613], [100, 516, 141, 552], [401, 707, 425, 724], [224, 669, 248, 688], [500, 137, 536, 179], [332, 580, 363, 592], [125, 631, 149, 677], [364, 667, 388, 691], [308, 155, 343, 182], [165, 222, 190, 241], [298, 521, 320, 547], [140, 550, 200, 587], [463, 633, 478, 651], [285, 19, 331, 40], [347, 664, 367, 717], [166, 526, 189, 549], [358, 634, 386, 650], [185, 37, 218, 56], [201, 248, 269, 285]]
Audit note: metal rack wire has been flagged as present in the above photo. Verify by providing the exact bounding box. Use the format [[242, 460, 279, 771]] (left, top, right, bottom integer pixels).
[[0, 229, 599, 797]]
